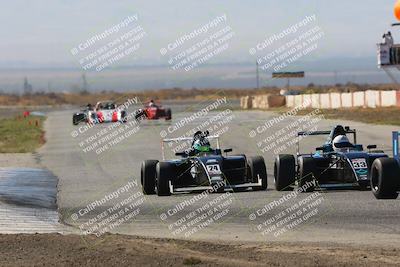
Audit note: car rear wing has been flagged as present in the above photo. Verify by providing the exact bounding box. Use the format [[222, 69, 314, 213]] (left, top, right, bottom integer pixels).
[[162, 135, 220, 142], [161, 135, 220, 160], [393, 131, 400, 163], [297, 128, 357, 143], [297, 129, 356, 136], [297, 130, 331, 136]]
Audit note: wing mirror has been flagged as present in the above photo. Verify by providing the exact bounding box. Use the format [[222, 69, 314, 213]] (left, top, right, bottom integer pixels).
[[316, 146, 324, 151], [367, 145, 377, 150], [223, 148, 232, 154], [175, 152, 186, 157]]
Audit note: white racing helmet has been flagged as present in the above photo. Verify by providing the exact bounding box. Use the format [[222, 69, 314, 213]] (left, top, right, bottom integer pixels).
[[332, 135, 353, 150]]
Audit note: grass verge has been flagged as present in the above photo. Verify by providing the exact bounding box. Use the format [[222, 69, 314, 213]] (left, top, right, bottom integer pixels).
[[0, 115, 45, 153]]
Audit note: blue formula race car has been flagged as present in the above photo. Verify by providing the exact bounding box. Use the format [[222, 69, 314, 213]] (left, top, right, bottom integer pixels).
[[274, 125, 388, 192]]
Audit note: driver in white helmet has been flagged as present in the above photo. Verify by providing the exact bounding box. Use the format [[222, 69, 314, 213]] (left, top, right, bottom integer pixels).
[[332, 135, 354, 151]]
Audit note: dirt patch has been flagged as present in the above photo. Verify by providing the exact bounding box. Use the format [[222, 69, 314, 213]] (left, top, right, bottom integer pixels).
[[0, 233, 398, 266], [0, 153, 41, 168]]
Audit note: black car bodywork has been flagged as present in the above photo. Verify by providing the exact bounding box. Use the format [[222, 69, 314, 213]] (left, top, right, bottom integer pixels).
[[141, 135, 267, 196], [274, 125, 388, 192]]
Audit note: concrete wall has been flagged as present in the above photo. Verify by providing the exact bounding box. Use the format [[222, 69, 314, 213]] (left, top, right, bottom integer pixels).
[[240, 94, 285, 109], [320, 93, 330, 109], [352, 91, 365, 107], [283, 90, 400, 109], [240, 90, 400, 110], [341, 92, 352, 108]]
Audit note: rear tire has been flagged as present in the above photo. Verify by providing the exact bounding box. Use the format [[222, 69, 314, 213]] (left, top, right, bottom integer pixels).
[[274, 154, 295, 191], [141, 160, 158, 195], [370, 158, 400, 199], [156, 162, 172, 196], [121, 110, 127, 123], [248, 156, 267, 191], [298, 157, 316, 192]]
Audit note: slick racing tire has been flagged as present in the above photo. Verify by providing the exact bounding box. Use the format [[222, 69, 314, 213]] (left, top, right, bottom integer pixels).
[[248, 156, 268, 191], [72, 114, 81, 125], [141, 160, 158, 195], [156, 162, 172, 196], [121, 110, 127, 123], [212, 183, 225, 193], [135, 109, 147, 121], [370, 158, 400, 199], [165, 108, 172, 121], [274, 154, 295, 191], [298, 157, 316, 192]]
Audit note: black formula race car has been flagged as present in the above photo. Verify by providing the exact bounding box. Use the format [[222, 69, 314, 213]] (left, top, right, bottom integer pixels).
[[370, 131, 400, 199], [274, 125, 388, 192], [141, 133, 267, 196]]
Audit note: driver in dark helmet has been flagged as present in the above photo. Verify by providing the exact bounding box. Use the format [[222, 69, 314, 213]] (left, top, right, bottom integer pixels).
[[189, 131, 212, 155]]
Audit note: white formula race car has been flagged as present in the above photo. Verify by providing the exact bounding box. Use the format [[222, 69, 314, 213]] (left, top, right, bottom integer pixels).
[[72, 101, 127, 125]]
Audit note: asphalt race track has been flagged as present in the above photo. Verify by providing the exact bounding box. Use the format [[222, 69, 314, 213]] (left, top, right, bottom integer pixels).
[[39, 103, 400, 246]]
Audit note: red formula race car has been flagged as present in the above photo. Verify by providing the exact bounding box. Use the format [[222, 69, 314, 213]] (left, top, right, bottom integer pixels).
[[136, 100, 172, 121]]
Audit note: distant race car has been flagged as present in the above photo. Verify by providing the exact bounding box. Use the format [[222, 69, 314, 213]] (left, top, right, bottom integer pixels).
[[141, 131, 267, 196], [274, 125, 388, 192], [370, 131, 400, 199], [72, 101, 127, 125], [72, 104, 91, 125], [136, 100, 171, 121]]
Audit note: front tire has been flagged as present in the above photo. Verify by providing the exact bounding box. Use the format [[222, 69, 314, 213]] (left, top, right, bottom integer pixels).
[[135, 109, 146, 121], [274, 154, 295, 191], [298, 157, 316, 192], [165, 108, 172, 121], [72, 115, 79, 125], [370, 158, 400, 199], [141, 160, 158, 195], [248, 156, 267, 191], [156, 162, 172, 196]]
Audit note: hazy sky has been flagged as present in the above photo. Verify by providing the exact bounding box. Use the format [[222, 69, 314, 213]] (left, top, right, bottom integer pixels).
[[0, 0, 396, 67]]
